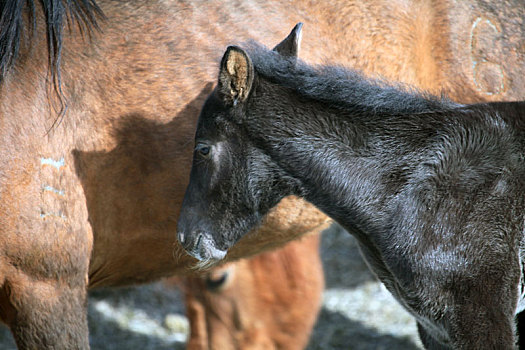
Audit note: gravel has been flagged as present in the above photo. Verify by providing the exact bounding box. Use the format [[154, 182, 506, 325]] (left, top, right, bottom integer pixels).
[[0, 224, 423, 349], [307, 224, 423, 350]]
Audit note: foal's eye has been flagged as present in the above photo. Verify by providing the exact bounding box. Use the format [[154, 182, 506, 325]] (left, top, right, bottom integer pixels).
[[195, 143, 211, 158]]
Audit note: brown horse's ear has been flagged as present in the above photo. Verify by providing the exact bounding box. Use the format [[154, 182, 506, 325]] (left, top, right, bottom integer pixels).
[[218, 46, 254, 106], [273, 22, 303, 58]]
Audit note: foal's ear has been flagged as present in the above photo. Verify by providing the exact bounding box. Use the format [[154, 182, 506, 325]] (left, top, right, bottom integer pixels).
[[218, 46, 254, 106], [273, 22, 303, 58]]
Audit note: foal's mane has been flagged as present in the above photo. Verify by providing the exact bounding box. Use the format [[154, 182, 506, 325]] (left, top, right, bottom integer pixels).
[[245, 43, 459, 115], [0, 0, 103, 83]]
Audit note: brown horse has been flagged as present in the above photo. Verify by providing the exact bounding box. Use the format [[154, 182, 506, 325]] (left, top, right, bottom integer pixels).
[[177, 234, 323, 350], [1, 0, 525, 348]]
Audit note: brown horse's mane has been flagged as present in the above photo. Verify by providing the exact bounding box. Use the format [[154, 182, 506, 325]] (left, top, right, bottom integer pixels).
[[0, 0, 103, 84]]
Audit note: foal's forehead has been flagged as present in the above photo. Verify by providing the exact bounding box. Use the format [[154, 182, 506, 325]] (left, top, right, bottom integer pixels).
[[197, 92, 238, 139]]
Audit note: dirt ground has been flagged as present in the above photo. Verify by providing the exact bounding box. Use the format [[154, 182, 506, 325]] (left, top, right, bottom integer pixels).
[[0, 224, 423, 349]]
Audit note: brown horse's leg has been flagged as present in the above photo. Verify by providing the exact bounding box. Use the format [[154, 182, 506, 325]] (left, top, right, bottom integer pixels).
[[0, 276, 89, 349], [183, 279, 210, 350]]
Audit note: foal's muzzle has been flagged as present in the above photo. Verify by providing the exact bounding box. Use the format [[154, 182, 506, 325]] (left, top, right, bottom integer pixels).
[[177, 229, 227, 262]]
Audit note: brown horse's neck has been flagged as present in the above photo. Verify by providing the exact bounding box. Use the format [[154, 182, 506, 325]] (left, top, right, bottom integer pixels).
[[301, 0, 452, 91]]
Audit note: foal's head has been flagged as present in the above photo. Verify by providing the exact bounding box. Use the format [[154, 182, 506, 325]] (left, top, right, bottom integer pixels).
[[177, 24, 304, 262]]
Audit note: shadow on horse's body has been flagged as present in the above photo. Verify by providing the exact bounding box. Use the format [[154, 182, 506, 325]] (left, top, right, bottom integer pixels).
[[1, 0, 525, 348], [178, 26, 525, 349]]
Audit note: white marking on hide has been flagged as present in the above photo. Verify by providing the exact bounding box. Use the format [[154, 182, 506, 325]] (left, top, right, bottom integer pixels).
[[39, 156, 67, 220], [210, 142, 225, 187], [39, 211, 66, 220], [469, 17, 504, 95], [40, 157, 65, 170], [42, 185, 65, 196], [212, 142, 224, 164]]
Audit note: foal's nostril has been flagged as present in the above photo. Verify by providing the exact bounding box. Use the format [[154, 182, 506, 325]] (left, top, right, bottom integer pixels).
[[179, 231, 203, 251], [195, 233, 203, 250]]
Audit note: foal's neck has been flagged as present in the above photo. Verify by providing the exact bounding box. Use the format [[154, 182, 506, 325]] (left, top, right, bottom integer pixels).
[[247, 75, 457, 234]]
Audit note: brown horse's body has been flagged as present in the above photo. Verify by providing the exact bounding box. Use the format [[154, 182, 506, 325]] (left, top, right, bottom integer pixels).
[[0, 0, 524, 347]]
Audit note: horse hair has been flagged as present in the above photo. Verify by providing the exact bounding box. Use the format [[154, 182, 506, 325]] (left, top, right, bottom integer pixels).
[[244, 42, 460, 116], [0, 0, 103, 84]]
